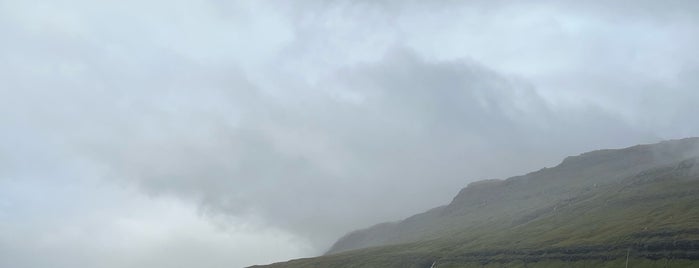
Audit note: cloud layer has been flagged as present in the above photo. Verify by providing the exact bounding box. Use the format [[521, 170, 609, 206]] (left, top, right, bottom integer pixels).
[[1, 0, 699, 267]]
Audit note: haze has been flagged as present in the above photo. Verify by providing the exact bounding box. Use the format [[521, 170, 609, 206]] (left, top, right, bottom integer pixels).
[[1, 1, 699, 267]]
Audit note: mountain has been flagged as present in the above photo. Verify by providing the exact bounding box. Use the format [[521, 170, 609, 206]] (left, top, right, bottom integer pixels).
[[252, 138, 699, 267]]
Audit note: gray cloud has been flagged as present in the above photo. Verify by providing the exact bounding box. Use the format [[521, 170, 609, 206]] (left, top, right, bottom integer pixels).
[[79, 48, 655, 248], [1, 0, 699, 267]]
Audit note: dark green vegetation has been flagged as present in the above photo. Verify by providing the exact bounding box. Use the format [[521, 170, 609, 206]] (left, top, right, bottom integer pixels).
[[252, 138, 699, 267]]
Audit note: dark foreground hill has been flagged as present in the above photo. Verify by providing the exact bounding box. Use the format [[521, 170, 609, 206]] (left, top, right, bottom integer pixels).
[[252, 138, 699, 267]]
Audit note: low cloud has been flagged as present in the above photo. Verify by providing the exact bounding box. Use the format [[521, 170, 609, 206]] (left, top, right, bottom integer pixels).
[[79, 49, 655, 248], [1, 0, 699, 267]]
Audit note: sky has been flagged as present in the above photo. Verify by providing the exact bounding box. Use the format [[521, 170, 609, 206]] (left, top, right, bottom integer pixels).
[[1, 0, 699, 267]]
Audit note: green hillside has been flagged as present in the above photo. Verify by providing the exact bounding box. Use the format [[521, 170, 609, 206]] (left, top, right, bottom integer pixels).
[[251, 138, 699, 267]]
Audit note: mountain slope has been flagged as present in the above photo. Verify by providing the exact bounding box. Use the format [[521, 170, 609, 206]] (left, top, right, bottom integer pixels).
[[252, 138, 699, 267]]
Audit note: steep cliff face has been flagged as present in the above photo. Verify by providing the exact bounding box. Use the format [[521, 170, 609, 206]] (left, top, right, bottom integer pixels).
[[255, 138, 699, 267]]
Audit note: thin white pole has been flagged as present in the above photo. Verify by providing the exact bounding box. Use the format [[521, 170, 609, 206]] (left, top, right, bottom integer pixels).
[[625, 248, 630, 268]]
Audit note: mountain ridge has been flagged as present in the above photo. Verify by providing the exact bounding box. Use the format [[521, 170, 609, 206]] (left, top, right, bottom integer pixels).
[[252, 137, 699, 267], [326, 137, 699, 255]]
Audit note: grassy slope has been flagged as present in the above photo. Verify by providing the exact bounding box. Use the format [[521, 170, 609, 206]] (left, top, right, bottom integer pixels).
[[252, 140, 699, 267], [326, 140, 699, 255]]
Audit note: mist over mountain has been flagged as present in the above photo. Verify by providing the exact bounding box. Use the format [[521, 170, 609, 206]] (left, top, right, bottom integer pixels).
[[254, 138, 699, 267], [3, 1, 699, 267]]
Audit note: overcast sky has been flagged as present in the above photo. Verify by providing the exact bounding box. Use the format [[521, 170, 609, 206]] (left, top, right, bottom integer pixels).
[[2, 0, 699, 267]]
